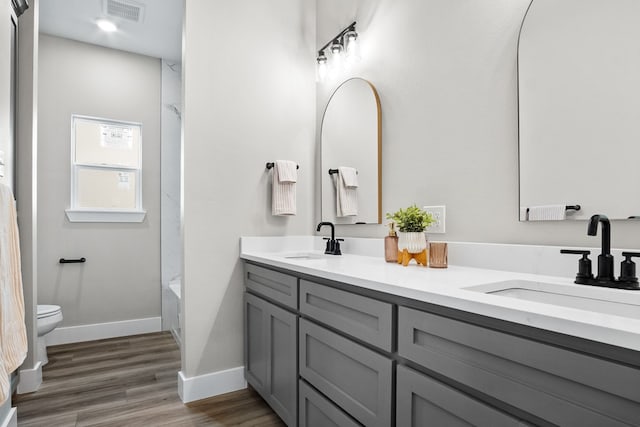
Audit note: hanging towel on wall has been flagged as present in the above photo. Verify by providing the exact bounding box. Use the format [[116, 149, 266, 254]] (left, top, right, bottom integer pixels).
[[336, 167, 358, 217], [272, 160, 297, 216], [527, 205, 566, 221], [0, 184, 28, 404], [519, 207, 528, 221]]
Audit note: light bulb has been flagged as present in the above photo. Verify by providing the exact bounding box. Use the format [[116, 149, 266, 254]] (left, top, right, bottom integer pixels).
[[317, 52, 328, 82], [345, 30, 361, 63], [330, 39, 343, 56]]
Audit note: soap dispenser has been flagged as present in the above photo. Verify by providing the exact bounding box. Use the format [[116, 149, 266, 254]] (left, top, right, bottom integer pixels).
[[385, 223, 399, 262]]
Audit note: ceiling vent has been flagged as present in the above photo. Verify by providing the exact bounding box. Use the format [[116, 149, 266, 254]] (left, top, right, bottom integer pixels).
[[104, 0, 145, 23]]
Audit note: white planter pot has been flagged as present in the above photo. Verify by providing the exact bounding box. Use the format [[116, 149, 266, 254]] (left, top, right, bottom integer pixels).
[[397, 231, 427, 254]]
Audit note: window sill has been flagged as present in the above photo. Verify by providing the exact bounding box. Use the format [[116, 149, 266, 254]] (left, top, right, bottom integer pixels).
[[65, 209, 147, 223]]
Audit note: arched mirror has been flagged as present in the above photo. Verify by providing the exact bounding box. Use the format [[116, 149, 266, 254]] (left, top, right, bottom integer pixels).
[[321, 78, 381, 224], [518, 0, 640, 220]]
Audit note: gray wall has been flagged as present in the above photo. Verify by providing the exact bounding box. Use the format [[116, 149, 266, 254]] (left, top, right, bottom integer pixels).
[[317, 0, 640, 249], [182, 0, 316, 377], [37, 35, 161, 327], [16, 0, 39, 375]]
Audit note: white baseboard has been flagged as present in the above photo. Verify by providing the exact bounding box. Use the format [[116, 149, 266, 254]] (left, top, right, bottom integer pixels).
[[17, 362, 42, 394], [47, 317, 162, 346], [178, 366, 246, 403], [0, 407, 16, 427]]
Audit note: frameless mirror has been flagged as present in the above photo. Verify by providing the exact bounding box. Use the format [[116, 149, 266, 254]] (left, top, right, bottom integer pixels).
[[518, 0, 640, 221], [321, 78, 381, 224]]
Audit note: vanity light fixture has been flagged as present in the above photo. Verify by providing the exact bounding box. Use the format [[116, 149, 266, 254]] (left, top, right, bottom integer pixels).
[[316, 21, 358, 82], [96, 18, 118, 32]]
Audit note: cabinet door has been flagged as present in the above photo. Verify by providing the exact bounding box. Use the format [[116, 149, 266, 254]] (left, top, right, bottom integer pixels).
[[266, 299, 298, 425], [244, 292, 298, 426], [397, 365, 526, 427], [245, 292, 268, 395], [299, 319, 392, 427]]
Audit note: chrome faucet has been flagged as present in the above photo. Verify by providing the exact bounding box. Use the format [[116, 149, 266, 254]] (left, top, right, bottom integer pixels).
[[316, 222, 342, 255]]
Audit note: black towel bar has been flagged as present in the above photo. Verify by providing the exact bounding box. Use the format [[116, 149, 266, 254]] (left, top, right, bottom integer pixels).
[[266, 162, 299, 170], [328, 169, 358, 175], [526, 205, 581, 213], [59, 257, 86, 264]]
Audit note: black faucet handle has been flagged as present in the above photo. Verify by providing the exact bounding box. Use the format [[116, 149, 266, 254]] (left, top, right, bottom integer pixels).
[[561, 249, 593, 284], [323, 237, 334, 254], [560, 249, 591, 255], [619, 252, 640, 284], [333, 239, 342, 255]]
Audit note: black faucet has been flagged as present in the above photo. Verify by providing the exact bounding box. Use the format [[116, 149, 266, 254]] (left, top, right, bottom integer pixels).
[[316, 222, 342, 255], [561, 214, 640, 290], [587, 214, 614, 282]]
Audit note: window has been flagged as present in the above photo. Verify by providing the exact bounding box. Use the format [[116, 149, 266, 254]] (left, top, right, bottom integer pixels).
[[66, 115, 146, 222]]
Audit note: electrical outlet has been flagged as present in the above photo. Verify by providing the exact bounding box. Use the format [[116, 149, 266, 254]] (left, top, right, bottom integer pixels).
[[423, 205, 446, 233]]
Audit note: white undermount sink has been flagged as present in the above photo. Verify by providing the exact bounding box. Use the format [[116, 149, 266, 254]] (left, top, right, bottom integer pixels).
[[281, 252, 326, 260], [464, 280, 640, 320]]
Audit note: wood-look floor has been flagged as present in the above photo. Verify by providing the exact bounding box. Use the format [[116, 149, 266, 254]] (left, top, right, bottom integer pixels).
[[14, 332, 284, 426]]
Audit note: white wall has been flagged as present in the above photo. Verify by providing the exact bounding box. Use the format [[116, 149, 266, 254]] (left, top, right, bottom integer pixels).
[[37, 35, 161, 327], [16, 0, 39, 384], [182, 0, 316, 379], [161, 59, 182, 331], [0, 1, 13, 190], [317, 0, 640, 249]]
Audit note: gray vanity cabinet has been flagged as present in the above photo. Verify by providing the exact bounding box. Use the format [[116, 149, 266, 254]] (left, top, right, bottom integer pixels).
[[398, 306, 640, 427], [397, 365, 527, 427], [244, 261, 640, 427], [244, 292, 298, 426]]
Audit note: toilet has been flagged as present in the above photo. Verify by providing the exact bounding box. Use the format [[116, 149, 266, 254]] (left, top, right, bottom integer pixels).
[[36, 305, 63, 365]]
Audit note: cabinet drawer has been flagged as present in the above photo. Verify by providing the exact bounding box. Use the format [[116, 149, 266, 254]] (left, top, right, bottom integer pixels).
[[300, 280, 393, 351], [398, 306, 640, 426], [245, 263, 298, 309], [397, 365, 526, 427], [299, 380, 361, 427], [299, 319, 392, 427]]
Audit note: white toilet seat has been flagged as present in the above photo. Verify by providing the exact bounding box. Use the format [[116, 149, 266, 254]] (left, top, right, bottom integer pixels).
[[37, 304, 61, 319]]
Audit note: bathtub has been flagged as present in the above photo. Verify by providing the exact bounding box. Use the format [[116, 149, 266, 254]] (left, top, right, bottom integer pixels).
[[167, 278, 182, 347]]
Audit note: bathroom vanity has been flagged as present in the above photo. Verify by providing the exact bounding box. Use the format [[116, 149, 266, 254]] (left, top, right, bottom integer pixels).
[[241, 237, 640, 427]]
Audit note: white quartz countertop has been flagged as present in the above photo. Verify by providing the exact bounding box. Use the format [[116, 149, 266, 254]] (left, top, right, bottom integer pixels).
[[240, 237, 640, 352]]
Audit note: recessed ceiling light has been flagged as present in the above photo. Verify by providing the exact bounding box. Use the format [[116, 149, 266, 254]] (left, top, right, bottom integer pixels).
[[96, 19, 117, 32]]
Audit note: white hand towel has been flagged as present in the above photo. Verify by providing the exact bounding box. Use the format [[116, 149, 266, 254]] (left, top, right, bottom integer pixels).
[[275, 160, 297, 183], [336, 167, 358, 217], [338, 166, 358, 188], [520, 207, 529, 221], [527, 205, 566, 221], [0, 184, 28, 404], [272, 160, 297, 216]]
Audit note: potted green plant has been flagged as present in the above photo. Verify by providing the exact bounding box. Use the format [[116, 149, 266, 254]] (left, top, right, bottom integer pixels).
[[386, 205, 434, 254]]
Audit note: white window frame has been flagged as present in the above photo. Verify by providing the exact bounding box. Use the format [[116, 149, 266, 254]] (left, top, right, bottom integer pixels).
[[65, 114, 146, 223]]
